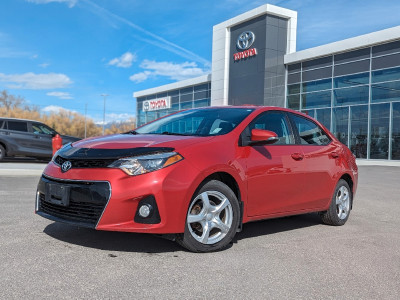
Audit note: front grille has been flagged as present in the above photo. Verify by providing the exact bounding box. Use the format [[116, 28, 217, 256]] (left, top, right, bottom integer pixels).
[[54, 155, 115, 169], [37, 176, 110, 227]]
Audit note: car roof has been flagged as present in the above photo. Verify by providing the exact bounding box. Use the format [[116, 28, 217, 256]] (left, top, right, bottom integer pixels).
[[0, 117, 44, 123], [199, 105, 310, 116]]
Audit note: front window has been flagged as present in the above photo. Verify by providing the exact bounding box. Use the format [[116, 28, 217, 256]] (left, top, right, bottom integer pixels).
[[32, 123, 56, 135], [135, 108, 255, 137]]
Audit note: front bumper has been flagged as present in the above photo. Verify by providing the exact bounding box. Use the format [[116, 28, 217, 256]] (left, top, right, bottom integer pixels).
[[36, 175, 111, 228], [36, 160, 200, 234]]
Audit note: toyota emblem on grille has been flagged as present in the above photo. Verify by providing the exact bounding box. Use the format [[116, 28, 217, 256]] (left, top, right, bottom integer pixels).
[[61, 161, 72, 173], [236, 31, 255, 50]]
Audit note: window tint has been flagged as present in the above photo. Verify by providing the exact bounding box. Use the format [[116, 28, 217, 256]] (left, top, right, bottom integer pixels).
[[180, 93, 193, 102], [334, 48, 370, 64], [288, 63, 301, 73], [372, 53, 400, 70], [288, 72, 301, 84], [302, 66, 332, 81], [372, 40, 400, 57], [248, 112, 294, 145], [7, 121, 28, 132], [302, 56, 332, 70], [0, 120, 4, 129], [194, 83, 208, 91], [287, 83, 300, 95], [334, 59, 370, 77], [287, 95, 300, 110], [290, 114, 331, 145]]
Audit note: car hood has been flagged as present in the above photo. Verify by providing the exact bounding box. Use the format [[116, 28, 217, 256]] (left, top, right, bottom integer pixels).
[[72, 133, 213, 150], [53, 134, 214, 160]]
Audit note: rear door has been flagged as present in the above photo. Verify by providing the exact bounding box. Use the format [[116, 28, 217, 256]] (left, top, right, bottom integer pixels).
[[288, 113, 339, 209], [242, 110, 308, 216], [5, 120, 36, 155]]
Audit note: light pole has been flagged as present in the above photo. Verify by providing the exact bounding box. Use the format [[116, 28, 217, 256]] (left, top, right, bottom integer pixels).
[[84, 103, 87, 138], [101, 94, 108, 135]]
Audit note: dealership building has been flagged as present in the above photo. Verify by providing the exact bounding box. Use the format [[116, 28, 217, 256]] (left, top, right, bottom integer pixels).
[[133, 3, 400, 161]]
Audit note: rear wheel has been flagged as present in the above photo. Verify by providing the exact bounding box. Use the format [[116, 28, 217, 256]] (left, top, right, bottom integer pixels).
[[0, 145, 5, 161], [176, 180, 240, 252], [320, 179, 351, 226]]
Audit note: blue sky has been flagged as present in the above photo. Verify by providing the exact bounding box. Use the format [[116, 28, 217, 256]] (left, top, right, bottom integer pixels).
[[1, 0, 400, 123]]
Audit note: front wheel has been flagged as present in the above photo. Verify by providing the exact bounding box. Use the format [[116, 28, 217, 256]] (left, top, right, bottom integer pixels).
[[320, 179, 352, 226], [176, 180, 240, 252], [0, 145, 5, 161]]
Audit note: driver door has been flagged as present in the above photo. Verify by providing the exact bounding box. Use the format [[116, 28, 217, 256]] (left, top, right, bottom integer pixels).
[[242, 111, 307, 216], [29, 122, 54, 156]]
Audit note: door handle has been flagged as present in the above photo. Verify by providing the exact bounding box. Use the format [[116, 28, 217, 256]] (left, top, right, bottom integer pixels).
[[330, 152, 339, 158], [291, 153, 304, 161]]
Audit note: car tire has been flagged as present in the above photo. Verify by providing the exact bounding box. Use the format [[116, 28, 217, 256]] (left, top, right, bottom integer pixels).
[[0, 144, 5, 161], [176, 180, 240, 252], [320, 179, 352, 226]]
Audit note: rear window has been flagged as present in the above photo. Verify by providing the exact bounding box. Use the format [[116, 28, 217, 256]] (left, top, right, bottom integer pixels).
[[7, 121, 28, 132], [290, 114, 331, 145]]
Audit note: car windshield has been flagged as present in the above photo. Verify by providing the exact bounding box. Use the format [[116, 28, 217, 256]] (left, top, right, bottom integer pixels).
[[135, 108, 255, 136]]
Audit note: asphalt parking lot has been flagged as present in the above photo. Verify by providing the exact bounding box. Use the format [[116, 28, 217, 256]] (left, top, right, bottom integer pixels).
[[0, 164, 399, 299]]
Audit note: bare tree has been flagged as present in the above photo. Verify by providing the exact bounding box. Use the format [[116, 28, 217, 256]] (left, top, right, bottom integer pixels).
[[0, 90, 25, 111]]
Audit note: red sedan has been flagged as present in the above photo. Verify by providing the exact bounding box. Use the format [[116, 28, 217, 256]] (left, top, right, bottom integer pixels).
[[36, 106, 358, 252]]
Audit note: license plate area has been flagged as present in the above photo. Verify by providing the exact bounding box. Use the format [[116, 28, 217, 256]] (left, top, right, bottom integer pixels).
[[45, 183, 70, 206]]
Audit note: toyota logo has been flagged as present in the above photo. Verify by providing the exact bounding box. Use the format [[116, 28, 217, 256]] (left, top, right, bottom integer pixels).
[[236, 31, 256, 50], [61, 161, 72, 173], [143, 101, 150, 111]]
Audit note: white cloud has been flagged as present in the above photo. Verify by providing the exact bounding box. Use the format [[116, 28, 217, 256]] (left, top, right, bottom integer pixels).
[[0, 72, 72, 89], [39, 63, 50, 68], [129, 60, 209, 83], [26, 0, 77, 8], [46, 91, 73, 99], [108, 52, 137, 68], [129, 71, 151, 83], [42, 105, 76, 114]]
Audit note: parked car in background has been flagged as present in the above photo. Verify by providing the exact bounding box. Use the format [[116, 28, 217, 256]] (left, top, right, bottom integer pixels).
[[0, 117, 80, 161], [35, 106, 358, 252]]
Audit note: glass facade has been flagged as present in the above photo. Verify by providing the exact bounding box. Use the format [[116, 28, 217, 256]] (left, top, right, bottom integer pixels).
[[136, 82, 211, 127], [287, 39, 400, 160]]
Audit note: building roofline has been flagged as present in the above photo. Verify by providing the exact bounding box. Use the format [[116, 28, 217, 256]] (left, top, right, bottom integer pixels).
[[284, 25, 400, 64], [133, 74, 211, 98], [213, 3, 297, 30]]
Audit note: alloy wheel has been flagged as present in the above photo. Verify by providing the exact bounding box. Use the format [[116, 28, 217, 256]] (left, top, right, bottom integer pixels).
[[187, 191, 233, 245], [336, 186, 350, 220]]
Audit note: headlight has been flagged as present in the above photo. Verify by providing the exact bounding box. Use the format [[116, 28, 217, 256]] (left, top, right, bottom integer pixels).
[[107, 152, 184, 176]]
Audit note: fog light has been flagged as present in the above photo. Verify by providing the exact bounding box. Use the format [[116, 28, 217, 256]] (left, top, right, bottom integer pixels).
[[138, 204, 152, 218]]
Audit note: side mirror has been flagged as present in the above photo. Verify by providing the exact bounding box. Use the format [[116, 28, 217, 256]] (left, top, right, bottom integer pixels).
[[249, 129, 279, 145]]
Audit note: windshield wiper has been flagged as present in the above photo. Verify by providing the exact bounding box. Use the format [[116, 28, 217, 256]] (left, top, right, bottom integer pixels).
[[161, 131, 191, 136], [124, 130, 139, 135]]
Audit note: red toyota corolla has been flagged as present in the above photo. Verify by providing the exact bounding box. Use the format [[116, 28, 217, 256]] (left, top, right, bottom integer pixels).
[[36, 106, 358, 252]]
